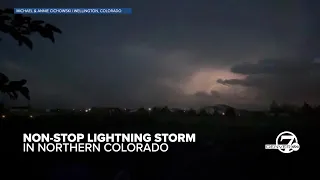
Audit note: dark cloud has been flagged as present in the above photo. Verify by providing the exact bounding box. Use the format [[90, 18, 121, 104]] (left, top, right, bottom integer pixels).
[[217, 78, 252, 87], [2, 0, 320, 109], [217, 58, 320, 105], [230, 58, 320, 75]]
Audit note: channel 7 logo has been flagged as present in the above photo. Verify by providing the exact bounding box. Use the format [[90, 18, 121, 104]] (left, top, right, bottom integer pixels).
[[265, 131, 300, 153]]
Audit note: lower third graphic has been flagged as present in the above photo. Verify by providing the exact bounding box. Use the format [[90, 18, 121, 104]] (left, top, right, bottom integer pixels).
[[265, 131, 300, 153]]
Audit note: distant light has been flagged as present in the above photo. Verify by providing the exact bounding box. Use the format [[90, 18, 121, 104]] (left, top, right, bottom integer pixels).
[[88, 108, 91, 111], [1, 115, 5, 118], [222, 112, 225, 115], [72, 109, 75, 111], [148, 108, 152, 111], [29, 115, 33, 118], [85, 109, 88, 113]]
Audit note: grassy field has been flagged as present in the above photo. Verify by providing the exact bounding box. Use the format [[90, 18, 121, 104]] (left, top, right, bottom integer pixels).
[[1, 113, 318, 180]]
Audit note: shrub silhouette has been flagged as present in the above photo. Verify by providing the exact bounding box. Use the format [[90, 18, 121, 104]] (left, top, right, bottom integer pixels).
[[0, 8, 61, 103]]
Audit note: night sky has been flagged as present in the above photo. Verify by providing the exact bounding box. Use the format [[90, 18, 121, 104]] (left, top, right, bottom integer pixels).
[[2, 0, 320, 109]]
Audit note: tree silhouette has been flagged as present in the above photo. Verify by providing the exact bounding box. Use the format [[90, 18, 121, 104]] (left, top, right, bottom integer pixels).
[[269, 100, 281, 116], [160, 106, 170, 113], [315, 105, 320, 116], [301, 102, 313, 115], [0, 73, 30, 101], [0, 8, 62, 49], [0, 8, 62, 104], [137, 107, 148, 114], [187, 108, 197, 116], [198, 109, 209, 116], [225, 107, 236, 118]]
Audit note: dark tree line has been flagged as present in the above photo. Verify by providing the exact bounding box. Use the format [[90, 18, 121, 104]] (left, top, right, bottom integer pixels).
[[269, 100, 320, 116], [0, 8, 61, 106]]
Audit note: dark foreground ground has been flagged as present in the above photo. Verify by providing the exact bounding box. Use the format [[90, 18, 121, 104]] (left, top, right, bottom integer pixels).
[[1, 114, 319, 180]]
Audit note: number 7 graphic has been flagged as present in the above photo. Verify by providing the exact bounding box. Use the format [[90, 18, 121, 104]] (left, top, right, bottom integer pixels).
[[280, 135, 294, 145]]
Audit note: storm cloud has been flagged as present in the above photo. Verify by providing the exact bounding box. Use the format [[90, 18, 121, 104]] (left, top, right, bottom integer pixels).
[[217, 58, 320, 105], [1, 0, 320, 109]]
